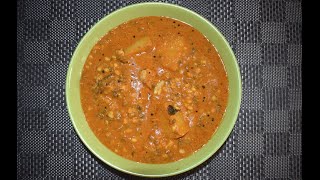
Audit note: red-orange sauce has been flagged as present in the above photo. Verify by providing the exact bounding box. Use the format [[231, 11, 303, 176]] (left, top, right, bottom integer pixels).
[[80, 16, 228, 163]]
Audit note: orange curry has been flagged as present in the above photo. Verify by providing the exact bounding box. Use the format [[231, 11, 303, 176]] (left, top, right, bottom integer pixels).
[[80, 16, 228, 163]]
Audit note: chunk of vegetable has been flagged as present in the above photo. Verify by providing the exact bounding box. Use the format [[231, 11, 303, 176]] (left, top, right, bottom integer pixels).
[[139, 70, 147, 81], [154, 80, 165, 95], [157, 36, 188, 71], [124, 37, 152, 55], [170, 111, 189, 137], [139, 69, 156, 89]]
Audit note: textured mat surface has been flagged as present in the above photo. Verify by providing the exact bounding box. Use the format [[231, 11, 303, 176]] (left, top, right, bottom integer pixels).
[[17, 0, 302, 179]]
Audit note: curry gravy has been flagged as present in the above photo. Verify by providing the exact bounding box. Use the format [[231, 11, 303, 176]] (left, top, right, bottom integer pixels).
[[80, 16, 228, 163]]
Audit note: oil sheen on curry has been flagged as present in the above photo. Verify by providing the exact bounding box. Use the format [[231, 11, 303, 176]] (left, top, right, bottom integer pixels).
[[80, 16, 228, 164]]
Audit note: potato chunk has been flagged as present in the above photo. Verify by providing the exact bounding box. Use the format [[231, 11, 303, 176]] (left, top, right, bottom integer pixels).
[[157, 36, 188, 71], [139, 69, 156, 89], [170, 111, 190, 137], [124, 36, 152, 55], [154, 80, 165, 95]]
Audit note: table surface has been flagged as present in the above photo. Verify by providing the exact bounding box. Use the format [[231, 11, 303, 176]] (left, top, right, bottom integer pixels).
[[17, 0, 302, 179]]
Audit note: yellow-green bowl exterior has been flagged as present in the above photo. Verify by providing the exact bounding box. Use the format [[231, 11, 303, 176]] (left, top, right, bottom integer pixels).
[[66, 2, 241, 177]]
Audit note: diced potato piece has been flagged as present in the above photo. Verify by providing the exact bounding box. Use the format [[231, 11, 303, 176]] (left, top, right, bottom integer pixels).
[[104, 57, 110, 61], [154, 80, 165, 95], [139, 69, 156, 89], [107, 111, 114, 118], [115, 49, 125, 57], [170, 111, 190, 137], [212, 95, 217, 101], [131, 138, 137, 142], [124, 37, 152, 55], [139, 70, 147, 81], [158, 36, 188, 71]]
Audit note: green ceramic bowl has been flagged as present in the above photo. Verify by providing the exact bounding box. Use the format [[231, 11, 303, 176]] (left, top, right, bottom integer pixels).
[[66, 2, 241, 177]]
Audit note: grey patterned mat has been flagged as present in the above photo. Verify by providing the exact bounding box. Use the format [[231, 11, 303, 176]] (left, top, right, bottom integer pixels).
[[17, 0, 302, 179]]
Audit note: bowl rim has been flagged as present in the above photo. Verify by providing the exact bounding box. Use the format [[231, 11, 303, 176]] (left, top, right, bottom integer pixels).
[[66, 2, 241, 177]]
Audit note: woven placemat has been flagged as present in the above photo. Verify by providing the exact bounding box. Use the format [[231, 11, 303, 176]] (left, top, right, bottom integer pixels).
[[17, 0, 302, 179]]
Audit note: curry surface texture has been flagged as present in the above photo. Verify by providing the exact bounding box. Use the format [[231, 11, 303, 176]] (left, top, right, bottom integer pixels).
[[80, 16, 228, 164]]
